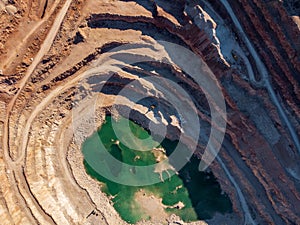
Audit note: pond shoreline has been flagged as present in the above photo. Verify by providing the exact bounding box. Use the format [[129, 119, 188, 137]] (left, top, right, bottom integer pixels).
[[83, 116, 230, 223]]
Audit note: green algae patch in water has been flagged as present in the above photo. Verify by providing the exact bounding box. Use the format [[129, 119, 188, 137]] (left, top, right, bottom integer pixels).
[[82, 116, 232, 223]]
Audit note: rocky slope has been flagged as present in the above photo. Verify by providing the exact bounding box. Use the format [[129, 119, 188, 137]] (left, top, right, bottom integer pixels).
[[0, 0, 299, 224]]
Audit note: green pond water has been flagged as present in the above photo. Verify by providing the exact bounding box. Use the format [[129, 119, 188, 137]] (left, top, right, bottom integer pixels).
[[82, 116, 232, 223]]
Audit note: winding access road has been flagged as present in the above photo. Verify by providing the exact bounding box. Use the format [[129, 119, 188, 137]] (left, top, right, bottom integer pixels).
[[1, 0, 73, 223], [1, 0, 62, 71], [3, 0, 73, 164], [220, 0, 300, 153]]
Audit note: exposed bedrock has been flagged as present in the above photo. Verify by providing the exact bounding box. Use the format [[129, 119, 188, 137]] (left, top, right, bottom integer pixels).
[[0, 0, 299, 224]]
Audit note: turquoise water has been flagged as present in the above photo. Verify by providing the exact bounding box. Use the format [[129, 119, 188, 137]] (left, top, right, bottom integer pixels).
[[82, 116, 232, 223]]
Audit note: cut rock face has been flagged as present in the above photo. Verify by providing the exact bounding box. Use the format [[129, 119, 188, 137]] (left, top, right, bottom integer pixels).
[[5, 5, 17, 15], [0, 0, 299, 225]]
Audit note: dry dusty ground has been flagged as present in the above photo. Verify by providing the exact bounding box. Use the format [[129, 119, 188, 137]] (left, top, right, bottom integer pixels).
[[0, 0, 299, 224]]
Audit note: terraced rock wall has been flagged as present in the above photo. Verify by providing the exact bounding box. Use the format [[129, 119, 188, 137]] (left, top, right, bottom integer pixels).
[[0, 0, 299, 224]]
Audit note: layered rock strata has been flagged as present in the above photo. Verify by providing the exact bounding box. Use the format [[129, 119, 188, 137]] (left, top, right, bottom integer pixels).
[[0, 0, 299, 224]]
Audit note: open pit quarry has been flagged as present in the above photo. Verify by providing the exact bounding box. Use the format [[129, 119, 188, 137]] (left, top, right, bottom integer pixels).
[[0, 0, 300, 224]]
